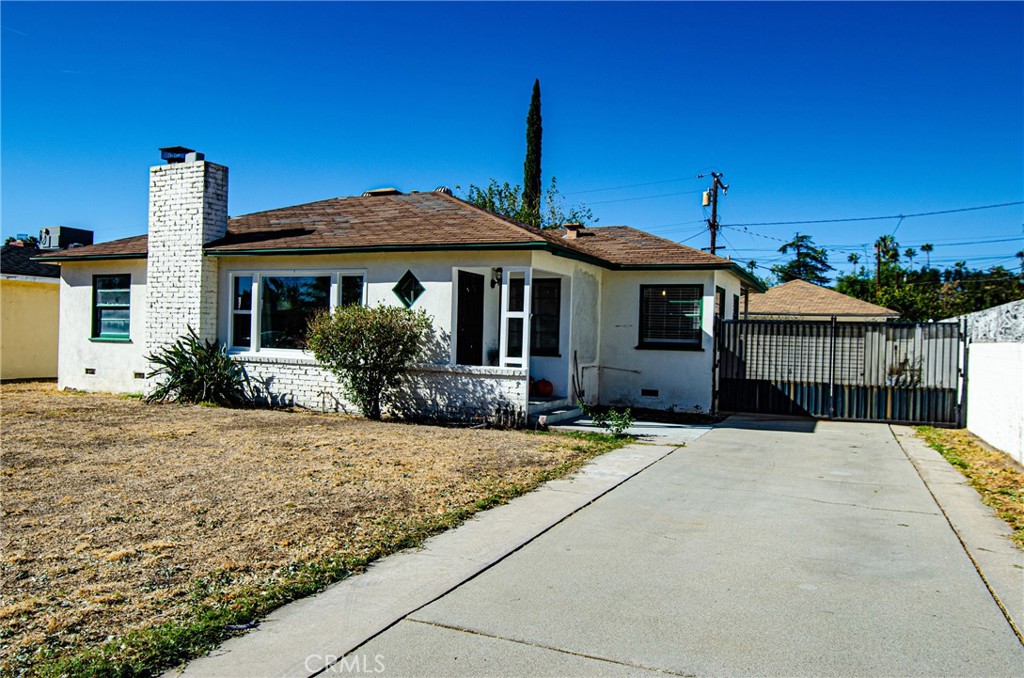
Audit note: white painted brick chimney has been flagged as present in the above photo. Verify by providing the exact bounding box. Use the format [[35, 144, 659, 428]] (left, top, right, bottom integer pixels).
[[145, 157, 228, 354]]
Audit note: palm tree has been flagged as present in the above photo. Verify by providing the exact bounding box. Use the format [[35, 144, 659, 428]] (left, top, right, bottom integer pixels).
[[904, 248, 917, 268], [920, 243, 934, 268], [847, 252, 860, 273], [875, 235, 899, 264], [746, 259, 758, 274], [1016, 250, 1024, 275]]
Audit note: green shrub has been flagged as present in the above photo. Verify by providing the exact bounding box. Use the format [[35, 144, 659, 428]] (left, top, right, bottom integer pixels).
[[577, 401, 635, 437], [146, 327, 251, 406], [307, 305, 433, 420]]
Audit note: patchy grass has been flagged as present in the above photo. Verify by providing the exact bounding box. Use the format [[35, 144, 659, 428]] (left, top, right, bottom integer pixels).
[[916, 426, 1024, 548], [0, 382, 627, 676]]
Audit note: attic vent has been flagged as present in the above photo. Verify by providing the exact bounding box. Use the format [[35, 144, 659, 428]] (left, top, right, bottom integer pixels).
[[434, 186, 453, 196], [362, 187, 402, 197]]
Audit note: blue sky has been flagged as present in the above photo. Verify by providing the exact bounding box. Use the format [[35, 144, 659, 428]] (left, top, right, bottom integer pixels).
[[3, 2, 1022, 279]]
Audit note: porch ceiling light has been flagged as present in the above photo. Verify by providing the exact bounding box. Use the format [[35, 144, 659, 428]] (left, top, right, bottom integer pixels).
[[393, 270, 425, 308]]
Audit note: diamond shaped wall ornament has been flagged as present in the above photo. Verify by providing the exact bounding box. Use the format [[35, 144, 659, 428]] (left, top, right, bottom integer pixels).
[[393, 270, 425, 308]]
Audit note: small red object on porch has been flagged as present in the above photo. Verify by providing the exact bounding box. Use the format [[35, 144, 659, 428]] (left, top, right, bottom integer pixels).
[[533, 379, 554, 397]]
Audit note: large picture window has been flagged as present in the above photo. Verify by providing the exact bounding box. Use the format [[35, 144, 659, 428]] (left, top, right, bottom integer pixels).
[[531, 278, 561, 357], [638, 284, 703, 350], [229, 271, 365, 352], [260, 276, 331, 350], [92, 274, 131, 340]]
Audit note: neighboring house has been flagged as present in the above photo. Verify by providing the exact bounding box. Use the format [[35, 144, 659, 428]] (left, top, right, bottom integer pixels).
[[37, 149, 764, 423], [746, 279, 898, 322], [1, 243, 61, 380]]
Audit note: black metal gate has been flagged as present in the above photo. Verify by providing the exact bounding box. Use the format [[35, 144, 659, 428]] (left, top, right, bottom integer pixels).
[[716, 318, 964, 425]]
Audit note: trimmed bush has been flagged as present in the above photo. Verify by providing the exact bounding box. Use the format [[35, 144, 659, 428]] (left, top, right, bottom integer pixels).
[[307, 305, 432, 420], [146, 327, 251, 406]]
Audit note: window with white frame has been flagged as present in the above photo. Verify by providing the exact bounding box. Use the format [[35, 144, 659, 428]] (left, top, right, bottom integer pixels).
[[229, 271, 365, 351]]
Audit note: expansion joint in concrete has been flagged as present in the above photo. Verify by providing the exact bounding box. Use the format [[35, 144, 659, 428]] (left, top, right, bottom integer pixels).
[[402, 618, 695, 677]]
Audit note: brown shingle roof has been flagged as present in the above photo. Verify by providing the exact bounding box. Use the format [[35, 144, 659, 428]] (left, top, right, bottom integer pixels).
[[746, 279, 898, 318], [209, 192, 550, 252], [35, 234, 148, 260], [34, 192, 761, 289], [562, 226, 731, 267], [2, 244, 61, 277]]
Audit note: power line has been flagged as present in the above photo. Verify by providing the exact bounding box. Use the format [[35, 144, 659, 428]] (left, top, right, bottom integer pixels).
[[587, 188, 704, 206], [676, 229, 709, 245], [723, 200, 1023, 228], [564, 176, 703, 196]]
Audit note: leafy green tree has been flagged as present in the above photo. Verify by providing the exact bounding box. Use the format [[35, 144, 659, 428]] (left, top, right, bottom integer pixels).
[[523, 79, 543, 227], [307, 305, 433, 420], [771, 232, 833, 285], [835, 232, 1024, 321], [4, 235, 39, 246], [461, 177, 595, 230]]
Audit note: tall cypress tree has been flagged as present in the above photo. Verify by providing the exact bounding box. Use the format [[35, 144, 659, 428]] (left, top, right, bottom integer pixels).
[[522, 79, 542, 227]]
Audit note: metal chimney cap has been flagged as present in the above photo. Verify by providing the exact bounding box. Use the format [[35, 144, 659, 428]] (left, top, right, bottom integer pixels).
[[159, 146, 204, 164]]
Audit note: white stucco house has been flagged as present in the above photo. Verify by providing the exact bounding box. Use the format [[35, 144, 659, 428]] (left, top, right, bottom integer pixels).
[[37, 149, 764, 424]]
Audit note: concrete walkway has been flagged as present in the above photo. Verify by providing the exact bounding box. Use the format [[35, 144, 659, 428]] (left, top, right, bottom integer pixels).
[[176, 417, 1024, 677]]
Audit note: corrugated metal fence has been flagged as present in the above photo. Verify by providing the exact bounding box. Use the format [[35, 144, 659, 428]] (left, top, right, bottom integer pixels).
[[716, 319, 964, 425]]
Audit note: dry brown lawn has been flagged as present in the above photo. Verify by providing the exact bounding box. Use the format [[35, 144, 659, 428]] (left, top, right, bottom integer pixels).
[[0, 382, 621, 674], [916, 426, 1024, 548]]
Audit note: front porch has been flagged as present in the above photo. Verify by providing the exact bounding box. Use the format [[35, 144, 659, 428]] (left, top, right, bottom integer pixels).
[[451, 264, 577, 424]]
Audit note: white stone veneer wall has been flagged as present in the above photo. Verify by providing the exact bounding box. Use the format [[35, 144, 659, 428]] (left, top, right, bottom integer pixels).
[[234, 355, 528, 424], [145, 160, 227, 353]]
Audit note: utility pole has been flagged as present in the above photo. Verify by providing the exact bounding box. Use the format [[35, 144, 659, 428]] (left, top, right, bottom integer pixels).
[[875, 242, 881, 289], [699, 172, 728, 255]]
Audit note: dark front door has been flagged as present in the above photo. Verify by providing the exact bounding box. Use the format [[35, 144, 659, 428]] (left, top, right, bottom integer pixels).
[[456, 271, 485, 366]]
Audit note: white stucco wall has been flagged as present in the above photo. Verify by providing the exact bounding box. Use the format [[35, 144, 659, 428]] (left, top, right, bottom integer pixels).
[[966, 343, 1024, 464], [714, 268, 744, 320], [216, 250, 532, 421], [215, 250, 530, 363], [598, 270, 716, 412], [964, 300, 1024, 464], [57, 260, 150, 393]]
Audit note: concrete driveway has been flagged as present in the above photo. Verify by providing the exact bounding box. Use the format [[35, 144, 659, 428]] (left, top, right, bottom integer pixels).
[[180, 417, 1023, 677]]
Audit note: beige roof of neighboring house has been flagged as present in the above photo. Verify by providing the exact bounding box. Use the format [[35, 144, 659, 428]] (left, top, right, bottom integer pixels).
[[746, 279, 898, 318], [35, 191, 764, 288]]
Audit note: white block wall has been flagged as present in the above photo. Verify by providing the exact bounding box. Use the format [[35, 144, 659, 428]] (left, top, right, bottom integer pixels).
[[965, 300, 1024, 463], [235, 354, 528, 424], [966, 343, 1024, 464], [146, 160, 227, 352]]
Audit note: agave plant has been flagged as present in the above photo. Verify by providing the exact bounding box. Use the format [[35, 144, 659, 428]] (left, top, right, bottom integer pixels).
[[146, 326, 251, 406]]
